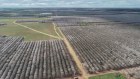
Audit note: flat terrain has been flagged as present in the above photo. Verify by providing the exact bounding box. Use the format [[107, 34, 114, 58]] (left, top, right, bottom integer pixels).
[[0, 18, 61, 41], [89, 73, 125, 79], [0, 36, 80, 79], [58, 16, 140, 75], [1, 8, 140, 79]]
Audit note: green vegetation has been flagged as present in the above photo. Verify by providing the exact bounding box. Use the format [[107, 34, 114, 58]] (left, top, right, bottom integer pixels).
[[20, 22, 58, 36], [89, 73, 126, 79], [0, 18, 62, 41]]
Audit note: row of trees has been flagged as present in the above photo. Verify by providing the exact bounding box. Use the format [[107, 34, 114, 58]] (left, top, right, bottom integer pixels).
[[0, 37, 80, 79], [60, 26, 140, 74]]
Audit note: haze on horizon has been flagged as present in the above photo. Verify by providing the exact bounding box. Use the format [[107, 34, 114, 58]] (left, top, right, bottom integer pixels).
[[0, 0, 140, 8]]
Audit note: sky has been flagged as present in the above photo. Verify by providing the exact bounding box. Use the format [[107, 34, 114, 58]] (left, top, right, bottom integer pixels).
[[0, 0, 140, 8]]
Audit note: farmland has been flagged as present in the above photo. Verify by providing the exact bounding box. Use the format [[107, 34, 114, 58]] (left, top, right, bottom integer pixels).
[[0, 18, 61, 41], [0, 36, 80, 79], [89, 73, 125, 79], [54, 15, 140, 79], [60, 25, 140, 73], [1, 8, 140, 79]]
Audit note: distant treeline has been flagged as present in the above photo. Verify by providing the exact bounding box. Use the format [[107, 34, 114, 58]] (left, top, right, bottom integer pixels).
[[0, 23, 7, 26], [1, 8, 140, 17]]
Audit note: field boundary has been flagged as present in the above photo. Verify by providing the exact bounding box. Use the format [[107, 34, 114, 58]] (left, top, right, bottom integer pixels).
[[13, 21, 62, 39], [53, 22, 62, 38], [58, 27, 88, 79]]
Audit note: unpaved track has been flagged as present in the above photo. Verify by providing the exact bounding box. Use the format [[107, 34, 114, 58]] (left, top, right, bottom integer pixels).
[[53, 22, 62, 38], [58, 27, 88, 79], [13, 21, 62, 39]]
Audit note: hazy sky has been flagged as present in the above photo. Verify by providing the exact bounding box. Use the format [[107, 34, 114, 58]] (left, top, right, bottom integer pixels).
[[0, 0, 140, 8]]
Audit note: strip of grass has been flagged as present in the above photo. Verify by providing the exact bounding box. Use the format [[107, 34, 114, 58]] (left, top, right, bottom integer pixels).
[[20, 22, 58, 36], [0, 18, 61, 41], [89, 73, 126, 79]]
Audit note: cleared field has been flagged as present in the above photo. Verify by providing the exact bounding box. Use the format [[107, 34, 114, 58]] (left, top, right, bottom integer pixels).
[[89, 73, 125, 79], [53, 16, 140, 27], [0, 36, 80, 79], [0, 18, 61, 41], [52, 16, 118, 27], [19, 22, 58, 37]]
